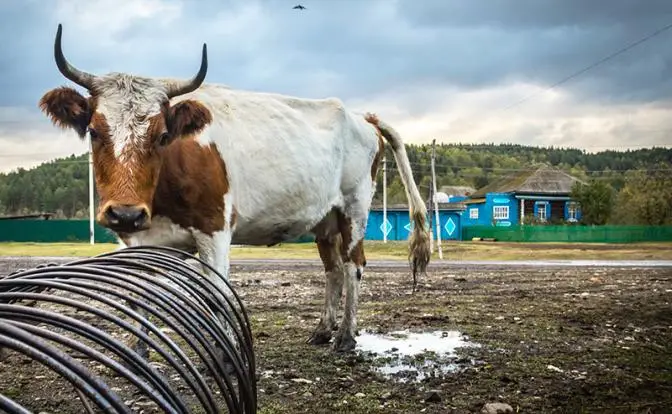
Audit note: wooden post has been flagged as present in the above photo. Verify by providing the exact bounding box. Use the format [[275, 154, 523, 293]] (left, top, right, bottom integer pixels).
[[431, 139, 443, 259], [88, 136, 95, 245], [382, 155, 387, 243]]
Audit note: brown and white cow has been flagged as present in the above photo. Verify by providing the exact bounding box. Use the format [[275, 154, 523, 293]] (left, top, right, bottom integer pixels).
[[39, 24, 431, 352]]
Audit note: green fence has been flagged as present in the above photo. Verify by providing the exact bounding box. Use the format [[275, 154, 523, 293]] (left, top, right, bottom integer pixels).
[[462, 225, 672, 243], [0, 219, 118, 243], [0, 219, 316, 244]]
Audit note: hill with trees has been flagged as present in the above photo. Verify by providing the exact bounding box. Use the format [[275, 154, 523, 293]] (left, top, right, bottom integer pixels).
[[0, 144, 670, 225]]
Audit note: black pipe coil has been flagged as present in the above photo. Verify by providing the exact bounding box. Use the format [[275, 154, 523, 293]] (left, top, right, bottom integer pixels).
[[0, 245, 257, 414]]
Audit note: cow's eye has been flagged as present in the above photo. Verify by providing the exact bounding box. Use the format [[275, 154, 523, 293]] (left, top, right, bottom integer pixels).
[[88, 127, 98, 140], [158, 132, 170, 146]]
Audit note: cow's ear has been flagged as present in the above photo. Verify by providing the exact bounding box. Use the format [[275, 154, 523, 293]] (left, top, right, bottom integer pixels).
[[38, 87, 91, 139], [169, 100, 212, 138]]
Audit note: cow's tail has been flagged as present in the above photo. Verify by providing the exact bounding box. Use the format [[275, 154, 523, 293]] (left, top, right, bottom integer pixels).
[[364, 112, 431, 292]]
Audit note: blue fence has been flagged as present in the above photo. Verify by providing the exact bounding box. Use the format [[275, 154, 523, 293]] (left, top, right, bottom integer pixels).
[[365, 209, 462, 241]]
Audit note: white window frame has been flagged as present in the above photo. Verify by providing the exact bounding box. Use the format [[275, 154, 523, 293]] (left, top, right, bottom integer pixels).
[[493, 205, 509, 220], [537, 203, 547, 221], [567, 202, 578, 222], [469, 208, 479, 219]]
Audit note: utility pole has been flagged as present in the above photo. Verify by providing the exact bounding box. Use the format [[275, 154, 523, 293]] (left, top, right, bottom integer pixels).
[[88, 136, 95, 245], [428, 170, 434, 253], [382, 155, 387, 243], [431, 139, 443, 259]]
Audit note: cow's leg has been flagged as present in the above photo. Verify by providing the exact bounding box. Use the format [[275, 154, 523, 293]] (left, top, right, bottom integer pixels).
[[126, 297, 150, 362], [194, 213, 237, 373], [332, 199, 370, 353], [307, 233, 344, 345]]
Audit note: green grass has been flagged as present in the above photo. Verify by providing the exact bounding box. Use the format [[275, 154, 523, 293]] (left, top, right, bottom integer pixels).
[[0, 240, 670, 260]]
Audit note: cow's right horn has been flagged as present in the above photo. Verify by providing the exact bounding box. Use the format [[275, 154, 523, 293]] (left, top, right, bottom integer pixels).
[[54, 24, 97, 90], [164, 43, 208, 99]]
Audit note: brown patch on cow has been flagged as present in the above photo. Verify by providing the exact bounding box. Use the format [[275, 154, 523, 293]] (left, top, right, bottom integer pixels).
[[316, 235, 342, 272], [38, 86, 93, 138], [335, 212, 366, 266], [230, 208, 238, 228], [152, 138, 230, 235], [349, 239, 366, 268]]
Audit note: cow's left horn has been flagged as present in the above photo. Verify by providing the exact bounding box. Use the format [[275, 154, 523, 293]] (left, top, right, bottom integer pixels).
[[54, 24, 97, 90], [165, 44, 208, 99]]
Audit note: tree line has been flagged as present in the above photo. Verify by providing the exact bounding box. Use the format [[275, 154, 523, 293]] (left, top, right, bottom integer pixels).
[[0, 144, 670, 225]]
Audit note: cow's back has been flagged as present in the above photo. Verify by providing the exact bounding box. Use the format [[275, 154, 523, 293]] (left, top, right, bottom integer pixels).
[[172, 84, 380, 245]]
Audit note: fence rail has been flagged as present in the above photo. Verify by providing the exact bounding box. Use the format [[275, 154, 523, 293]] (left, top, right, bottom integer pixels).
[[462, 224, 672, 243]]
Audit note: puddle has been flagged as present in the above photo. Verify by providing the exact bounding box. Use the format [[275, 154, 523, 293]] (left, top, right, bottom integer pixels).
[[356, 329, 481, 383]]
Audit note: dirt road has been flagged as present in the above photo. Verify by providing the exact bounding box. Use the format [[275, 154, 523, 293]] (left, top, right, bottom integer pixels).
[[1, 257, 671, 413]]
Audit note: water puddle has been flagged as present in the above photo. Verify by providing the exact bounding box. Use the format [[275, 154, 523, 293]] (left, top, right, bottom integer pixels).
[[356, 329, 480, 383]]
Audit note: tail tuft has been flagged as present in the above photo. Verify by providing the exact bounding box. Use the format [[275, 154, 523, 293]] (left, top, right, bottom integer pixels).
[[409, 210, 431, 292]]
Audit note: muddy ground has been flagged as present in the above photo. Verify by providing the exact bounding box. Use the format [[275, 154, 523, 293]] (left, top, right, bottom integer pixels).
[[1, 257, 672, 413]]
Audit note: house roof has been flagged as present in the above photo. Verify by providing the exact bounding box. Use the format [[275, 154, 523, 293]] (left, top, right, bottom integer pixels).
[[470, 165, 586, 198], [438, 185, 476, 197]]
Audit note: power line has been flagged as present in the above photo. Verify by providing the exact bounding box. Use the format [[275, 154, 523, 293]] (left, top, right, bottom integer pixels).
[[497, 20, 672, 115], [450, 19, 672, 138]]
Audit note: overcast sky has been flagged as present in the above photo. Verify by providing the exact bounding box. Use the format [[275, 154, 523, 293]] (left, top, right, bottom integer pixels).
[[1, 0, 672, 173]]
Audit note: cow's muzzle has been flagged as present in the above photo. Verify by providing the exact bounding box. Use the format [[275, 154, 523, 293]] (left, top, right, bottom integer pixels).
[[101, 203, 150, 232]]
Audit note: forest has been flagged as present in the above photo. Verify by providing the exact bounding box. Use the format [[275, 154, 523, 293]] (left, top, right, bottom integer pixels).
[[0, 143, 670, 225]]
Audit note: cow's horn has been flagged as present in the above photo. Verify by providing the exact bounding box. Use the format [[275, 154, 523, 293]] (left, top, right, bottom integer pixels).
[[165, 44, 208, 99], [54, 24, 97, 90]]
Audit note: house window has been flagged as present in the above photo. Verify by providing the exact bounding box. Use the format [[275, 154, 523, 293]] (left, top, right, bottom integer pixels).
[[567, 202, 578, 222], [469, 208, 479, 219], [537, 203, 547, 221], [493, 206, 509, 220]]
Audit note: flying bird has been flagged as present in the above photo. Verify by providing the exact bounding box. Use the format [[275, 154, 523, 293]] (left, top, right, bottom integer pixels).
[[293, 4, 306, 10]]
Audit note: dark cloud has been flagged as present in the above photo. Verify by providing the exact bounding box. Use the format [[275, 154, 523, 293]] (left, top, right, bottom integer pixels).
[[2, 0, 672, 107], [0, 0, 671, 162]]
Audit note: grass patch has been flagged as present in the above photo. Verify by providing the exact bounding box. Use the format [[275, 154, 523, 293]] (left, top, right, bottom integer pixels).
[[0, 240, 670, 260]]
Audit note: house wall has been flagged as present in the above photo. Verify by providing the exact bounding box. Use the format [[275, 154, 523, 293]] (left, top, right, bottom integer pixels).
[[366, 209, 462, 241], [462, 192, 520, 227]]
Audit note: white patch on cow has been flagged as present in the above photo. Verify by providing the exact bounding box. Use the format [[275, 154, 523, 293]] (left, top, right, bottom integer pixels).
[[192, 193, 234, 283], [336, 262, 360, 347], [120, 215, 196, 252], [93, 74, 168, 162]]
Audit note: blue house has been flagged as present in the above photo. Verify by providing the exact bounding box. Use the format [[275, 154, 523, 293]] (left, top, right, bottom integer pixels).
[[461, 166, 585, 227]]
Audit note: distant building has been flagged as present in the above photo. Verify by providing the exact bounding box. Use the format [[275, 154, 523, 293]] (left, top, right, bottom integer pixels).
[[367, 202, 466, 241], [462, 166, 586, 227]]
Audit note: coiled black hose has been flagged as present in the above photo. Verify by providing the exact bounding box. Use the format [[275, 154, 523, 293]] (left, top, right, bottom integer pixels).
[[0, 245, 257, 414]]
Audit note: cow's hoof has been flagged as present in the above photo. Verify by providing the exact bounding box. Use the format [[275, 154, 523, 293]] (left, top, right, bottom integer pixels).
[[214, 345, 237, 376], [120, 342, 150, 375], [332, 334, 356, 353], [307, 330, 332, 345], [131, 340, 150, 361]]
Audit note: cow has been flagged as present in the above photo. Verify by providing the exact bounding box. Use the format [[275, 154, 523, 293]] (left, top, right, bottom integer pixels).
[[39, 24, 431, 354]]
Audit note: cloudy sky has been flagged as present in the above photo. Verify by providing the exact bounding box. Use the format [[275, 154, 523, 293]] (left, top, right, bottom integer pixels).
[[1, 0, 671, 173]]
